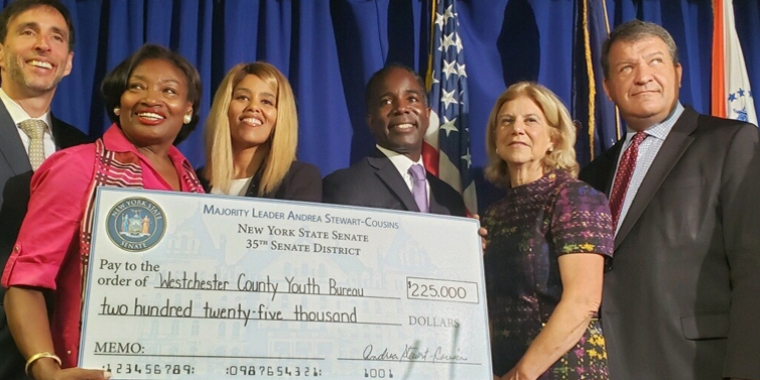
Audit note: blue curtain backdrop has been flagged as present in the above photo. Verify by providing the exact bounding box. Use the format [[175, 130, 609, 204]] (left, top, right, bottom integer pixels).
[[6, 0, 759, 210]]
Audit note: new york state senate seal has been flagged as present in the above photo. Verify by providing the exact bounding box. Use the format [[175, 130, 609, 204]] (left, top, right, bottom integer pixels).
[[106, 197, 166, 252]]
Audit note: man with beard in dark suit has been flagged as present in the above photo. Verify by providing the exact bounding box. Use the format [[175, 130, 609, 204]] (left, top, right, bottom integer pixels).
[[323, 64, 466, 217], [0, 1, 91, 378], [580, 20, 760, 380]]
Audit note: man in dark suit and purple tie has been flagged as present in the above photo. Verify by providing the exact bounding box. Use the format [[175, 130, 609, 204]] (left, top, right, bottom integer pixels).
[[0, 1, 91, 378], [580, 20, 760, 380], [323, 63, 466, 217]]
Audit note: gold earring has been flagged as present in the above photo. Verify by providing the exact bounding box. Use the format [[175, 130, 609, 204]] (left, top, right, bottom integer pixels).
[[113, 107, 120, 116], [183, 114, 192, 124]]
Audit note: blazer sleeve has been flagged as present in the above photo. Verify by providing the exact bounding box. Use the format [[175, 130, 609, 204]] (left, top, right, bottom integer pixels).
[[579, 141, 621, 195], [278, 162, 322, 202], [322, 170, 350, 205], [1, 145, 95, 289], [721, 123, 760, 379], [322, 168, 382, 208], [428, 175, 466, 217]]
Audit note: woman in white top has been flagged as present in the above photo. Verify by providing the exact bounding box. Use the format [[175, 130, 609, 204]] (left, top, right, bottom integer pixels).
[[199, 62, 321, 201]]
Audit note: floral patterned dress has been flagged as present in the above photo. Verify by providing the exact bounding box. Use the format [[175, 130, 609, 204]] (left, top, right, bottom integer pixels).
[[483, 170, 613, 379]]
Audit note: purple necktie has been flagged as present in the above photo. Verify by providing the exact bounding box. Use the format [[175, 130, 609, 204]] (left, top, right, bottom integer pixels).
[[409, 164, 429, 213]]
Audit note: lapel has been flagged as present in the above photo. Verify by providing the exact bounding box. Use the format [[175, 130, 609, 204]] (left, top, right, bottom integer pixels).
[[582, 136, 624, 196], [49, 115, 69, 150], [0, 101, 32, 175], [614, 107, 699, 249], [367, 149, 419, 212], [597, 140, 624, 196], [426, 172, 445, 214]]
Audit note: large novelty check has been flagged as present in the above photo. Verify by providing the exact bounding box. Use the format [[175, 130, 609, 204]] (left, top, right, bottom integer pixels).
[[79, 188, 492, 379]]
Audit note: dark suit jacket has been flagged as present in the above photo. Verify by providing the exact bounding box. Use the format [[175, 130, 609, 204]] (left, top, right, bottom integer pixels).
[[580, 107, 760, 380], [198, 161, 322, 202], [0, 102, 91, 380], [322, 148, 466, 217]]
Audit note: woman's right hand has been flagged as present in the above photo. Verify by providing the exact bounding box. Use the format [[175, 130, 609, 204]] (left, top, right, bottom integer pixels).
[[4, 288, 110, 380], [34, 367, 110, 380]]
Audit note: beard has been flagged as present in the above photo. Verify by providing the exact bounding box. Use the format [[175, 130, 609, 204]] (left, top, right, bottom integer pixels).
[[4, 54, 65, 94]]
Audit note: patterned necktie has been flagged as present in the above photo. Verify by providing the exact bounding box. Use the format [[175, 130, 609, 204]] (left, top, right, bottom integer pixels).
[[608, 131, 647, 229], [19, 119, 47, 171], [408, 164, 429, 213]]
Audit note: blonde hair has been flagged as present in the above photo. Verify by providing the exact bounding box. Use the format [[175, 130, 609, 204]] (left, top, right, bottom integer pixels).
[[204, 62, 298, 196], [484, 81, 579, 187]]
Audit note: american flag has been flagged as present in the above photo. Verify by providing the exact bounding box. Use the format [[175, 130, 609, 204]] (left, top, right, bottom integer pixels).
[[424, 0, 478, 214]]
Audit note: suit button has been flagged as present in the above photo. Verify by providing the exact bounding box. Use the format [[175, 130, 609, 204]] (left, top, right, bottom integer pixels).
[[67, 350, 71, 355]]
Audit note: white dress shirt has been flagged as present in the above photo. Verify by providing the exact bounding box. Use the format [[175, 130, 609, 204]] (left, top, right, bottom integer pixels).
[[613, 102, 684, 235], [211, 177, 252, 196], [376, 144, 430, 198]]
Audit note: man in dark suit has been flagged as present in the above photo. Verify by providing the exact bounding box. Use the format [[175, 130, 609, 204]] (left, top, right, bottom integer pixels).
[[580, 20, 760, 380], [324, 64, 466, 217], [0, 1, 90, 378]]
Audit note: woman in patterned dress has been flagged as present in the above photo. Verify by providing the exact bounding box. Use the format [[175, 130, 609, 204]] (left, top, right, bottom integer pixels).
[[483, 82, 613, 380]]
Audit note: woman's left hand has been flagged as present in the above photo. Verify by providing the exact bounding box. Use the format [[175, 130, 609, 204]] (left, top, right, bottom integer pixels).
[[471, 214, 488, 251], [502, 367, 533, 380]]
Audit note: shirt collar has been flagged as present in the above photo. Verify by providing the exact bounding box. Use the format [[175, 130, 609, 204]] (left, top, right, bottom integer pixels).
[[376, 144, 426, 177], [625, 102, 684, 142], [0, 88, 53, 133]]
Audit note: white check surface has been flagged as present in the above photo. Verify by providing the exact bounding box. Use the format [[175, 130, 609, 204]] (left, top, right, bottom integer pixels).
[[79, 188, 492, 379]]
